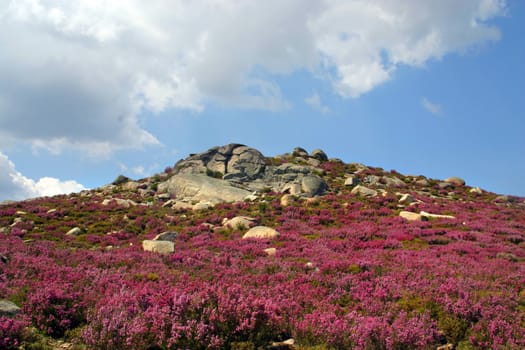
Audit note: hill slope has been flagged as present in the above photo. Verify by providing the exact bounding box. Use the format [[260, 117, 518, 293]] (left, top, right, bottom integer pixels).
[[1, 144, 524, 349]]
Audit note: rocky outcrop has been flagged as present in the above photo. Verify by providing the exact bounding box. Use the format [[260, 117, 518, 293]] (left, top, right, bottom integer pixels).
[[445, 177, 466, 186], [159, 144, 328, 203], [351, 185, 378, 197], [0, 300, 20, 316]]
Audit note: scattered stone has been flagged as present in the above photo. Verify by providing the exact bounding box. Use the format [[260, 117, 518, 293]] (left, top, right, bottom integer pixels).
[[437, 344, 454, 350], [270, 338, 295, 348], [280, 194, 296, 207], [381, 176, 407, 188], [121, 181, 140, 191], [223, 216, 257, 229], [153, 231, 178, 242], [102, 198, 137, 208], [292, 147, 309, 158], [310, 149, 328, 161], [445, 177, 466, 186], [301, 175, 327, 197], [172, 201, 195, 210], [420, 211, 455, 220], [156, 193, 172, 201], [46, 208, 57, 214], [351, 185, 378, 197], [415, 178, 429, 186], [437, 182, 454, 189], [399, 211, 424, 221], [344, 176, 360, 187], [162, 199, 177, 208], [16, 211, 27, 215], [398, 193, 415, 205], [469, 187, 483, 194], [0, 300, 20, 317], [244, 192, 259, 201], [307, 158, 321, 167], [66, 227, 83, 236], [363, 175, 380, 186], [10, 218, 23, 227], [142, 240, 174, 254], [192, 202, 214, 211], [264, 247, 277, 256], [242, 226, 280, 239], [494, 195, 510, 203]]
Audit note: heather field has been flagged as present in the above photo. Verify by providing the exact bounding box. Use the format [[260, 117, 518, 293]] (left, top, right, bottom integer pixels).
[[1, 161, 524, 349]]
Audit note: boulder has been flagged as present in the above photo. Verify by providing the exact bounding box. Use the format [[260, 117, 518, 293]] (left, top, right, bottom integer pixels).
[[398, 193, 415, 205], [192, 202, 214, 211], [420, 211, 455, 220], [307, 158, 321, 167], [399, 211, 424, 221], [415, 178, 429, 186], [301, 175, 327, 197], [153, 231, 178, 242], [469, 187, 483, 194], [344, 176, 360, 186], [0, 300, 20, 317], [159, 173, 252, 204], [242, 226, 280, 239], [264, 247, 277, 256], [292, 147, 309, 158], [142, 240, 174, 254], [102, 198, 137, 208], [280, 194, 296, 207], [437, 182, 454, 189], [445, 177, 466, 186], [310, 149, 328, 161], [351, 185, 378, 197], [223, 216, 257, 229], [66, 227, 83, 236], [381, 176, 407, 188]]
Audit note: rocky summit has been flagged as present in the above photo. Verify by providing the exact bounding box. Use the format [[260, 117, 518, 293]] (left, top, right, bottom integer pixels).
[[0, 144, 524, 349]]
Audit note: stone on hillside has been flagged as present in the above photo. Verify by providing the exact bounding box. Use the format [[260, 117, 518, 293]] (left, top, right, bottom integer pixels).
[[415, 178, 429, 186], [282, 183, 302, 195], [192, 201, 214, 211], [264, 247, 277, 256], [438, 182, 454, 189], [142, 240, 174, 254], [310, 149, 328, 161], [399, 211, 424, 221], [469, 187, 483, 194], [292, 147, 309, 158], [121, 181, 140, 191], [242, 226, 280, 239], [223, 216, 256, 229], [159, 173, 252, 204], [47, 208, 57, 214], [445, 177, 466, 186], [420, 211, 455, 220], [66, 227, 83, 236], [301, 175, 327, 197], [363, 175, 380, 186], [280, 194, 296, 207], [381, 176, 407, 188], [344, 176, 360, 186], [153, 231, 178, 242], [102, 198, 137, 208], [307, 158, 321, 167], [398, 193, 415, 205], [351, 185, 378, 197], [0, 300, 20, 316]]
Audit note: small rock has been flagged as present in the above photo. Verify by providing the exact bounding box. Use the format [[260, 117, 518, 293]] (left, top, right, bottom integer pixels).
[[437, 344, 454, 350], [469, 187, 483, 194], [0, 300, 21, 316], [66, 227, 83, 236], [310, 149, 328, 161], [420, 211, 455, 220], [223, 216, 256, 229], [153, 231, 178, 242], [399, 211, 424, 221], [445, 177, 465, 186], [344, 176, 360, 186], [172, 201, 195, 210], [193, 202, 214, 211], [242, 226, 280, 239], [415, 178, 429, 186], [102, 198, 137, 208], [264, 248, 277, 256], [46, 208, 57, 214], [307, 158, 321, 167], [280, 194, 296, 207], [398, 193, 415, 205], [363, 175, 381, 185], [142, 240, 174, 254], [437, 182, 454, 189], [381, 176, 407, 188], [494, 195, 510, 203], [15, 211, 27, 215], [10, 218, 23, 227], [351, 185, 378, 197]]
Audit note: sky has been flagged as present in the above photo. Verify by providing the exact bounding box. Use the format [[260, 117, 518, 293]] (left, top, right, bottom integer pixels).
[[1, 0, 524, 201]]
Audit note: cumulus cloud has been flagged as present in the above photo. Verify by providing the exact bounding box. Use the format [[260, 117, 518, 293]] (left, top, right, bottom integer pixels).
[[305, 92, 330, 114], [422, 97, 442, 115], [0, 0, 506, 153], [0, 152, 86, 201]]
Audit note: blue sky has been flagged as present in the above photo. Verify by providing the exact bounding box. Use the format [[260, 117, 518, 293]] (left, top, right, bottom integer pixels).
[[1, 0, 524, 201]]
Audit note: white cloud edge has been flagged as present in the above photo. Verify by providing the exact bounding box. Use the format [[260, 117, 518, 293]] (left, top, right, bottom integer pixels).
[[0, 151, 86, 201], [305, 92, 330, 114]]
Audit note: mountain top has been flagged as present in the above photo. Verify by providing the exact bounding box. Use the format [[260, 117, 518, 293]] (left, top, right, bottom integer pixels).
[[0, 144, 524, 349]]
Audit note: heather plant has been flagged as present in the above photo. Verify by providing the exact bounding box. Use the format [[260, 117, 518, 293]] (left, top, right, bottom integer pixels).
[[0, 316, 28, 349]]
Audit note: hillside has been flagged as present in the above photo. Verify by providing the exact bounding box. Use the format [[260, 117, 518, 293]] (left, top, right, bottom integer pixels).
[[1, 144, 524, 350]]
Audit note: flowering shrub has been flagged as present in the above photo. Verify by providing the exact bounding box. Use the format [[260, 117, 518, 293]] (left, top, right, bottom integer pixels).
[[0, 316, 28, 349]]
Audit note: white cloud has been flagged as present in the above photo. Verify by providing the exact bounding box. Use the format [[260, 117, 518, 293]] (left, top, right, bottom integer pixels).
[[0, 152, 86, 201], [305, 92, 330, 114], [422, 97, 442, 115], [0, 0, 507, 153]]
